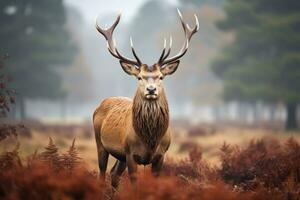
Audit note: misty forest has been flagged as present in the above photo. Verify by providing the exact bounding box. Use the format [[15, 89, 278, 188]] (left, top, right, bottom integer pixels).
[[0, 0, 300, 199]]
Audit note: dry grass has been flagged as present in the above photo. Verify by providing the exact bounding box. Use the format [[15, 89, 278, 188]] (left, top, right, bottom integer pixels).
[[171, 123, 300, 166], [1, 127, 300, 200], [1, 121, 300, 170]]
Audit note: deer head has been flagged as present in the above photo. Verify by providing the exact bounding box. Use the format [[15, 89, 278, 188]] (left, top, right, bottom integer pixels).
[[96, 9, 199, 100]]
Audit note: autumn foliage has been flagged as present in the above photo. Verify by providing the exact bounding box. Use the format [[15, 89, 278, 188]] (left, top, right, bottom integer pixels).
[[0, 137, 300, 200]]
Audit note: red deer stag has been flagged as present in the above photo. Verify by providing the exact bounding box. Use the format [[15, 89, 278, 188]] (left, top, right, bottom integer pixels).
[[93, 9, 199, 188]]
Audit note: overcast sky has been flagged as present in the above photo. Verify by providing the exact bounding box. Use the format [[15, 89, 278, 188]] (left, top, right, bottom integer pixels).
[[64, 0, 178, 24]]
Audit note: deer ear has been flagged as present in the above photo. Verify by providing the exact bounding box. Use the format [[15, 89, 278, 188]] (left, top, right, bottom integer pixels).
[[161, 60, 180, 76], [120, 61, 140, 76]]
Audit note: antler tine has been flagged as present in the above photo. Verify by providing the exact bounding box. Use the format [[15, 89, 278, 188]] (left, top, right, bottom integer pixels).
[[177, 9, 186, 34], [130, 37, 142, 65], [95, 14, 142, 66], [162, 36, 172, 61], [158, 36, 173, 64], [194, 14, 200, 32], [95, 14, 120, 42], [160, 9, 199, 65], [158, 38, 167, 63]]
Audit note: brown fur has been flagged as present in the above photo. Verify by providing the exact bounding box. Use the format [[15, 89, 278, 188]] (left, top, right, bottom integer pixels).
[[132, 89, 169, 150], [93, 66, 175, 188], [94, 10, 199, 188], [94, 97, 131, 155]]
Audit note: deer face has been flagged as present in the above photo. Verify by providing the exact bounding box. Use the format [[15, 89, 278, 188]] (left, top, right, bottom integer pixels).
[[120, 62, 179, 100], [137, 65, 163, 100], [96, 9, 199, 100]]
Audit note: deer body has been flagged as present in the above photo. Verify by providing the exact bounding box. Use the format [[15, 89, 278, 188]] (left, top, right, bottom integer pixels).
[[93, 9, 198, 188], [94, 91, 170, 165]]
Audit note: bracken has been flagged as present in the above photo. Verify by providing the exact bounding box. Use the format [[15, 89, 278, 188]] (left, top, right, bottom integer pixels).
[[0, 137, 299, 200]]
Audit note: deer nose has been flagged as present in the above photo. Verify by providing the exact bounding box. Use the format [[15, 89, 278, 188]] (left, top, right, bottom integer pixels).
[[147, 86, 156, 94]]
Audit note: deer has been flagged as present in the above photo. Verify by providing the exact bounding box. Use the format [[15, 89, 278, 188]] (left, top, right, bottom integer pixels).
[[93, 9, 199, 188]]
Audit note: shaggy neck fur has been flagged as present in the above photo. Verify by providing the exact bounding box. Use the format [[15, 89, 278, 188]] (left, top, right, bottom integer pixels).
[[132, 89, 169, 151]]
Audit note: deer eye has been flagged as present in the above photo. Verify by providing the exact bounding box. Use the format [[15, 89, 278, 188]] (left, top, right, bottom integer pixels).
[[159, 76, 164, 80], [138, 77, 142, 80]]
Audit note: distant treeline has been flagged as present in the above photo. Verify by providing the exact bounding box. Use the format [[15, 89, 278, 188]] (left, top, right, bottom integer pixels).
[[0, 0, 77, 119], [210, 0, 300, 130]]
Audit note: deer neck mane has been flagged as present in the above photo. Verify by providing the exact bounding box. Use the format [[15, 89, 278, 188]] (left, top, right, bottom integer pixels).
[[132, 89, 169, 151]]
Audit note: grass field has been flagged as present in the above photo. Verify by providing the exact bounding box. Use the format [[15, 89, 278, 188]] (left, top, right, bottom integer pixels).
[[1, 120, 300, 199], [2, 120, 299, 169]]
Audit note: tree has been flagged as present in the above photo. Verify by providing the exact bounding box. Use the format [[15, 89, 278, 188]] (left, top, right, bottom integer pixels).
[[180, 0, 226, 8], [212, 0, 300, 130], [0, 54, 16, 117], [0, 0, 76, 119]]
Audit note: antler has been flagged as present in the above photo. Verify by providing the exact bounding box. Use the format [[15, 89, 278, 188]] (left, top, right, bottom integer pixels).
[[158, 9, 199, 65], [95, 14, 142, 66]]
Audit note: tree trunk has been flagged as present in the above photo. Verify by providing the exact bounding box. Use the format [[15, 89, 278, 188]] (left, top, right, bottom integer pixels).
[[286, 103, 297, 130], [237, 102, 247, 123], [213, 105, 221, 122], [7, 104, 17, 119], [60, 99, 66, 121], [269, 104, 276, 123], [252, 102, 261, 123], [19, 96, 26, 120]]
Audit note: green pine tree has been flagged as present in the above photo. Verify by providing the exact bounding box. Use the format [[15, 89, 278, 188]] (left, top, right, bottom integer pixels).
[[0, 0, 76, 119], [212, 0, 300, 130]]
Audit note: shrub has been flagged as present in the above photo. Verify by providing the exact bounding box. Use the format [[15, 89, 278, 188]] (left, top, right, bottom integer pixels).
[[0, 137, 299, 199], [0, 138, 105, 200], [219, 138, 300, 198]]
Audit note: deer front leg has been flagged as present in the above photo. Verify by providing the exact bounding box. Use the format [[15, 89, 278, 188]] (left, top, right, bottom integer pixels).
[[126, 154, 137, 183], [151, 154, 164, 176], [98, 147, 109, 180], [111, 160, 126, 189], [95, 130, 109, 180]]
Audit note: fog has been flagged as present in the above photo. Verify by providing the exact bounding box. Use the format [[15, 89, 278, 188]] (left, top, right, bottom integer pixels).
[[65, 0, 178, 24], [27, 0, 212, 123], [2, 0, 297, 129]]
